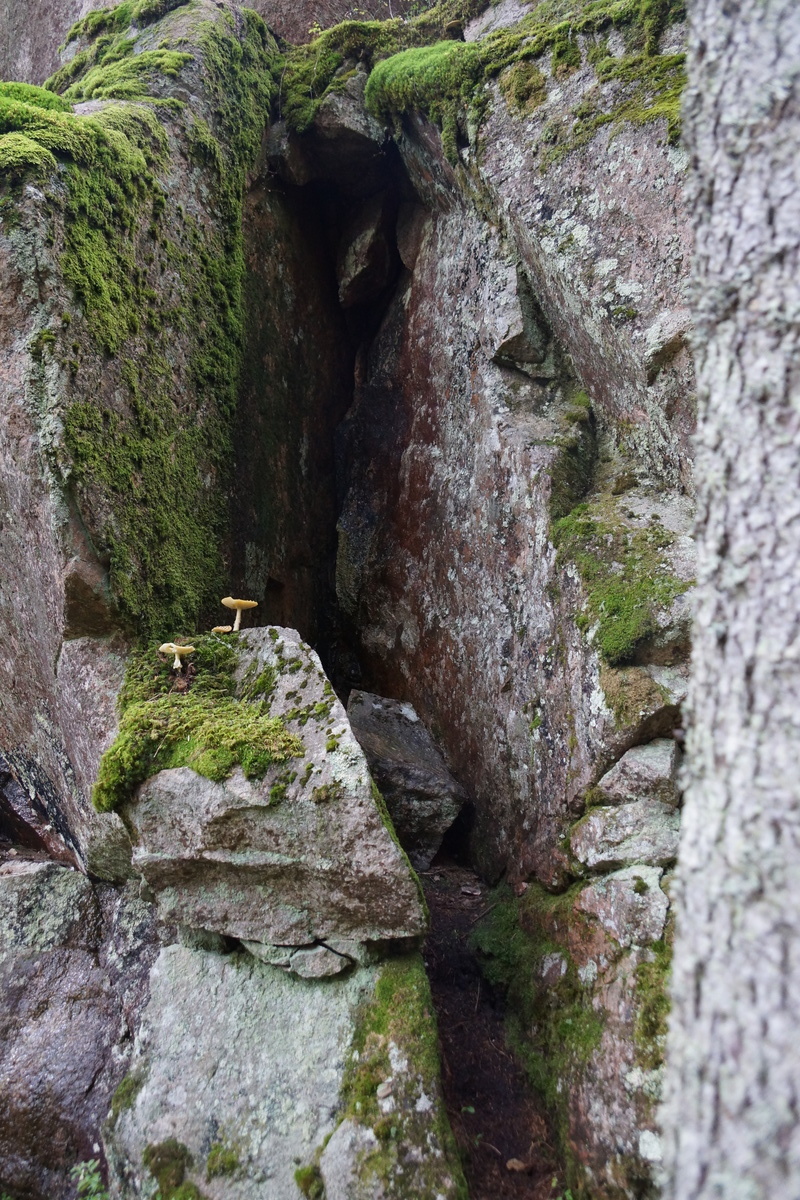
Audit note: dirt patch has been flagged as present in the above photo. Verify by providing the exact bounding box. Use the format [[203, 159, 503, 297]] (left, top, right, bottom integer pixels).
[[422, 862, 566, 1200]]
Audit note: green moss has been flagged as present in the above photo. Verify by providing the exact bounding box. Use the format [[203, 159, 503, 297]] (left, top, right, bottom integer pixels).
[[143, 1139, 208, 1200], [499, 61, 546, 115], [0, 82, 72, 112], [294, 1165, 324, 1199], [205, 1143, 239, 1180], [599, 662, 671, 728], [62, 45, 192, 103], [634, 925, 673, 1070], [93, 634, 303, 812], [337, 955, 468, 1198], [547, 401, 597, 520], [357, 0, 685, 166], [311, 780, 343, 803], [366, 39, 485, 162], [553, 496, 688, 664], [65, 0, 189, 43], [109, 1071, 145, 1122]]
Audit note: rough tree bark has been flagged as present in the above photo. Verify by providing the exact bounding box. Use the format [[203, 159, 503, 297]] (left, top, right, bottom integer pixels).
[[661, 1, 800, 1197]]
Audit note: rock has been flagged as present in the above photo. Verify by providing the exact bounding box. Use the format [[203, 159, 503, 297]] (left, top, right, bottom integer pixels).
[[347, 690, 467, 870], [594, 739, 681, 807], [0, 863, 163, 1200], [289, 944, 353, 978], [82, 811, 134, 884], [479, 258, 553, 376], [571, 801, 681, 870], [575, 866, 669, 947], [319, 1118, 381, 1200], [124, 630, 427, 947], [337, 193, 396, 308], [0, 860, 98, 952], [106, 945, 378, 1200]]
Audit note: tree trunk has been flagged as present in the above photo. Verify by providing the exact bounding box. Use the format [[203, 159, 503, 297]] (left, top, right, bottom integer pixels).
[[661, 1, 800, 1196]]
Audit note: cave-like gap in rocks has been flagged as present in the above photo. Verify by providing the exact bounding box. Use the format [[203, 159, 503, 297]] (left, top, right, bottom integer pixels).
[[230, 121, 569, 1198]]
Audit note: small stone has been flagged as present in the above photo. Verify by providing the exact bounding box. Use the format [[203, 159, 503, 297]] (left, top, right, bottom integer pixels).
[[288, 945, 352, 979], [506, 1158, 528, 1172], [376, 1081, 393, 1099]]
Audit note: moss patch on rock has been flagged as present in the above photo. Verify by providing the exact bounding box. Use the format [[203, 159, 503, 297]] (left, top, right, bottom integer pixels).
[[553, 496, 688, 665], [336, 953, 468, 1198], [93, 634, 303, 812], [634, 919, 673, 1070], [143, 1139, 207, 1200], [361, 0, 685, 163]]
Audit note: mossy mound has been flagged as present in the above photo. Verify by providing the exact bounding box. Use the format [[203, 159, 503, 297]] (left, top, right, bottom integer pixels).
[[93, 633, 303, 812], [271, 0, 685, 166]]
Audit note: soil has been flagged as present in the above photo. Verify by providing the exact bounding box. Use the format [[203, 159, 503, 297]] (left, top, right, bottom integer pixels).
[[421, 861, 566, 1200]]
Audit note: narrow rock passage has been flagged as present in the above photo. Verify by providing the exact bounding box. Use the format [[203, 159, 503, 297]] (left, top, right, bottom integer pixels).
[[421, 863, 566, 1200]]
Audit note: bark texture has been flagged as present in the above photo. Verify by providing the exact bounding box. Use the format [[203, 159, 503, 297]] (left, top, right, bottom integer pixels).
[[662, 1, 800, 1195]]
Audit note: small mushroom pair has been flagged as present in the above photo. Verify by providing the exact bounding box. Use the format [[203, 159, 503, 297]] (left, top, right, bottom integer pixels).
[[213, 596, 258, 633]]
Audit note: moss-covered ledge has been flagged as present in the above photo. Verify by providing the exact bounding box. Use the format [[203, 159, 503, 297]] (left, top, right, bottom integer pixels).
[[268, 0, 685, 165]]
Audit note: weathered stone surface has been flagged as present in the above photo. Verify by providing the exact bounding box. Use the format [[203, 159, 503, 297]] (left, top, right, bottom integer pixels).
[[124, 630, 426, 947], [337, 193, 396, 308], [106, 947, 463, 1200], [594, 739, 681, 807], [347, 690, 467, 869], [106, 944, 377, 1200], [320, 1119, 381, 1200], [289, 944, 353, 978], [571, 801, 680, 871], [0, 0, 115, 84], [575, 866, 669, 947], [0, 862, 164, 1200]]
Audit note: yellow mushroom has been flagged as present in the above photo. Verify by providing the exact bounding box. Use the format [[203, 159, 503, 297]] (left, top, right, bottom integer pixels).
[[159, 642, 196, 671], [212, 625, 233, 634], [221, 596, 258, 631]]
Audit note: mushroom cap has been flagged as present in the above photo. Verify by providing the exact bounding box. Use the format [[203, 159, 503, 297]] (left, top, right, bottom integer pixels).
[[221, 596, 258, 611], [212, 625, 233, 634], [159, 642, 195, 657]]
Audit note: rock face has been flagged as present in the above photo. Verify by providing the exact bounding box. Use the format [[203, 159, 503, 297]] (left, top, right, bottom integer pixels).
[[107, 945, 376, 1199], [347, 690, 467, 869], [107, 948, 464, 1200], [124, 630, 426, 950], [0, 859, 164, 1200]]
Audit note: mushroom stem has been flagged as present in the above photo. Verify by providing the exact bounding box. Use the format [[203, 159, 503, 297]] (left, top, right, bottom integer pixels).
[[171, 650, 182, 671], [233, 609, 242, 632]]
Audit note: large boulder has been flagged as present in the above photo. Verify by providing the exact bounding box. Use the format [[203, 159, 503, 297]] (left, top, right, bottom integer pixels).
[[106, 947, 465, 1200], [123, 630, 427, 952], [347, 690, 467, 869]]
